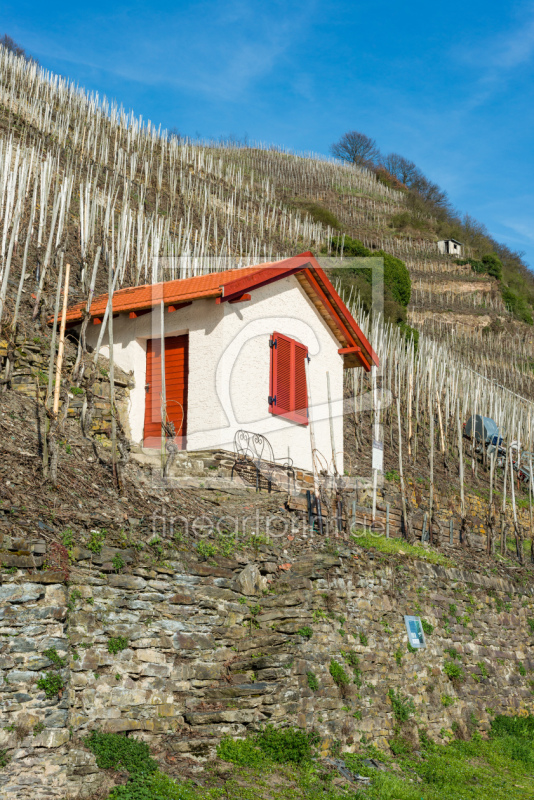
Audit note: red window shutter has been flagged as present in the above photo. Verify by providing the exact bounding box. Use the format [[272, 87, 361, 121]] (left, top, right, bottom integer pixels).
[[293, 342, 308, 422], [269, 332, 308, 425]]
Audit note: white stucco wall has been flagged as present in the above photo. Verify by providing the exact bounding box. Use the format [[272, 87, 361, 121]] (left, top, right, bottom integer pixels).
[[84, 275, 346, 473]]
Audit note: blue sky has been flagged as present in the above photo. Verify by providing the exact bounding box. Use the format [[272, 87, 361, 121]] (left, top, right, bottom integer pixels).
[[4, 0, 534, 266]]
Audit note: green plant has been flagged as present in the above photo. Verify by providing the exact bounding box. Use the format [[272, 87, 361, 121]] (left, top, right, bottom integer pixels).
[[341, 650, 362, 686], [502, 286, 534, 324], [312, 609, 326, 622], [37, 672, 64, 699], [67, 588, 82, 611], [306, 671, 319, 691], [87, 530, 106, 554], [108, 636, 128, 655], [351, 529, 453, 566], [196, 540, 217, 559], [518, 661, 527, 676], [298, 626, 313, 639], [43, 647, 66, 668], [421, 619, 433, 636], [389, 733, 413, 755], [395, 648, 403, 666], [115, 673, 121, 681], [61, 528, 75, 548], [443, 660, 464, 681], [112, 553, 125, 571], [477, 661, 489, 679], [0, 748, 10, 768], [359, 632, 368, 646], [384, 469, 400, 482], [217, 736, 266, 767], [388, 687, 415, 722], [70, 386, 84, 395], [256, 725, 319, 764], [527, 618, 534, 634], [329, 659, 350, 687], [85, 730, 158, 775], [441, 694, 455, 707], [33, 721, 45, 736]]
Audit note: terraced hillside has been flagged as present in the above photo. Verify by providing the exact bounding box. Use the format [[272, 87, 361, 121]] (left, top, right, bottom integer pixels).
[[1, 42, 534, 532]]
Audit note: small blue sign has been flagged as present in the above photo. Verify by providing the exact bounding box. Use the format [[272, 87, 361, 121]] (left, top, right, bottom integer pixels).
[[404, 615, 426, 649]]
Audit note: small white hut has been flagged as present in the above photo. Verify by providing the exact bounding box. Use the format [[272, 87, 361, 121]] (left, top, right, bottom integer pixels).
[[437, 239, 463, 257]]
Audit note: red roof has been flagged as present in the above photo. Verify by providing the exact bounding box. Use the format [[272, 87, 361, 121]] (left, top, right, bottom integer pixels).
[[62, 252, 378, 370]]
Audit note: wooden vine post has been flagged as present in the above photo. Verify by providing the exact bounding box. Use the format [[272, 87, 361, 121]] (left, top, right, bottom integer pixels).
[[53, 262, 71, 416]]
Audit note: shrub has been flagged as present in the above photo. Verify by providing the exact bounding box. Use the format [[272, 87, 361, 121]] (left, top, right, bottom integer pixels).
[[108, 636, 128, 655], [307, 671, 319, 691], [299, 201, 340, 229], [85, 731, 158, 776], [443, 661, 464, 681], [502, 287, 534, 324], [329, 659, 350, 687], [217, 736, 265, 767], [328, 235, 411, 326], [256, 725, 319, 764], [482, 253, 503, 279], [389, 733, 413, 755], [376, 250, 412, 306], [491, 713, 534, 740], [388, 687, 415, 722], [398, 321, 419, 351], [37, 672, 64, 699]]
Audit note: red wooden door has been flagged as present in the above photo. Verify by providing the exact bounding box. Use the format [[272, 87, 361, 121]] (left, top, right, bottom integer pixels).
[[144, 335, 188, 448]]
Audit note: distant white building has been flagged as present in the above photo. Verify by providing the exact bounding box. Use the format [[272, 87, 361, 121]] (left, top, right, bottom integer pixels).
[[438, 239, 463, 257]]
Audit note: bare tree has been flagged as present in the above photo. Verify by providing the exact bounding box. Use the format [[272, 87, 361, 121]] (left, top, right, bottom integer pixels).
[[0, 34, 37, 63], [330, 131, 380, 166], [381, 153, 420, 187]]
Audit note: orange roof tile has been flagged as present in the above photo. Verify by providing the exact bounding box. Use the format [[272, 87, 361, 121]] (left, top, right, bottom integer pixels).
[[63, 264, 262, 323], [60, 252, 378, 370]]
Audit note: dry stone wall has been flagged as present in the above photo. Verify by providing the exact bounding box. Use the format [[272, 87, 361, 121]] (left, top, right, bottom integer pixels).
[[1, 536, 534, 798]]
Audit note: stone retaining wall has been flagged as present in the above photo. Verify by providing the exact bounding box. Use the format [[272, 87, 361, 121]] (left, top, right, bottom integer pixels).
[[0, 338, 132, 441], [1, 537, 534, 797]]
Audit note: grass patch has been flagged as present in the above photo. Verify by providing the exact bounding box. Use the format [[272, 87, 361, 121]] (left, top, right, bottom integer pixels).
[[352, 530, 453, 566]]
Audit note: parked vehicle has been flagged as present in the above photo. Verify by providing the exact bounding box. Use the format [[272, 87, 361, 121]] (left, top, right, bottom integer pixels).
[[464, 415, 506, 468]]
